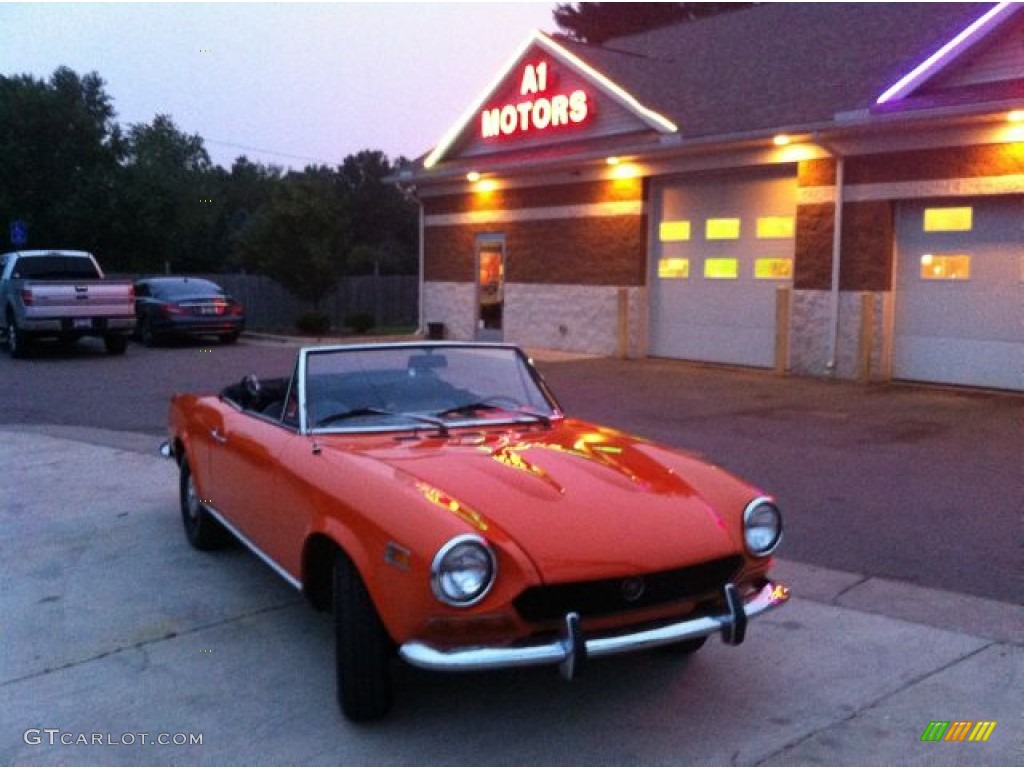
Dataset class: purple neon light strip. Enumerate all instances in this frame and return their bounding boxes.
[876,2,1015,104]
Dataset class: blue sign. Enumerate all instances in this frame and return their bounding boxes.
[10,220,27,246]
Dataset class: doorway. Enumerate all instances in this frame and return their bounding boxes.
[475,235,505,341]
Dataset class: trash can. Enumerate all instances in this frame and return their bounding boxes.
[426,322,446,340]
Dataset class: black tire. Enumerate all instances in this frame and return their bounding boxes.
[140,318,160,347]
[179,458,229,551]
[333,551,394,721]
[660,636,708,655]
[220,332,239,344]
[6,315,29,358]
[104,334,128,355]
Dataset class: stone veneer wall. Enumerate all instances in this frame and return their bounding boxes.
[422,281,646,357]
[790,289,889,381]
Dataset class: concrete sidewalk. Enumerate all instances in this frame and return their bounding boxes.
[1,428,1020,766]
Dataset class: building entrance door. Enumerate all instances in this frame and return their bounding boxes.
[476,235,505,341]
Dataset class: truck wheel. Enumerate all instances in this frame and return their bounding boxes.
[104,335,128,355]
[6,316,29,358]
[334,551,394,721]
[179,459,229,551]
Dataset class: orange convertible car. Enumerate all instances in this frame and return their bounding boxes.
[162,342,788,720]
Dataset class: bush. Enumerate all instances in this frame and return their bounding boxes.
[345,311,375,335]
[295,310,331,335]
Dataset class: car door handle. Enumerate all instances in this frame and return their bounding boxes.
[210,428,228,445]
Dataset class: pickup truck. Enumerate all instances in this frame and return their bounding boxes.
[0,250,136,357]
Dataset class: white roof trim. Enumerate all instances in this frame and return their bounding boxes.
[423,31,677,169]
[875,1,1018,105]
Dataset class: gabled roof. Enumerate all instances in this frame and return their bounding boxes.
[423,31,679,169]
[566,2,1012,139]
[416,3,1021,172]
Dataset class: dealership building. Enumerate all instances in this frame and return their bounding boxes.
[399,3,1023,391]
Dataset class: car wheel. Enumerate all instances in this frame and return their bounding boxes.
[6,316,29,358]
[179,458,229,551]
[660,636,708,655]
[333,550,394,721]
[141,318,159,347]
[220,332,239,344]
[104,335,128,355]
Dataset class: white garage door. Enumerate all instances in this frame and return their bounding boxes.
[650,171,796,367]
[894,197,1023,391]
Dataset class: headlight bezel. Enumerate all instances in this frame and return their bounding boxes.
[743,496,783,556]
[430,534,497,607]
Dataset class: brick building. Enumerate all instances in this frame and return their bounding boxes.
[398,3,1023,391]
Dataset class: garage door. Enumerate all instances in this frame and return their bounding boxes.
[894,197,1023,391]
[650,171,796,367]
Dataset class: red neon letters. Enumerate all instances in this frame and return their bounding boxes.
[480,62,589,139]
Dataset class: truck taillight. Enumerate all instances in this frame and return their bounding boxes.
[229,302,244,316]
[20,289,34,306]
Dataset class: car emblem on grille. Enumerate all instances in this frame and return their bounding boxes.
[620,577,646,602]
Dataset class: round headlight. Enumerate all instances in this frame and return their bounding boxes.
[431,535,497,607]
[743,497,783,556]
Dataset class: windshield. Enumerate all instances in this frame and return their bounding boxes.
[13,255,100,280]
[302,344,560,433]
[151,279,227,300]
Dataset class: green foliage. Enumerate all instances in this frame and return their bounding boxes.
[236,171,351,309]
[345,311,375,335]
[0,67,123,260]
[295,310,332,335]
[553,2,757,44]
[0,65,417,290]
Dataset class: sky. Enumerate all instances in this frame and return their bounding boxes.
[0,1,557,169]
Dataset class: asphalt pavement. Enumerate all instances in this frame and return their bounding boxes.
[1,423,1021,766]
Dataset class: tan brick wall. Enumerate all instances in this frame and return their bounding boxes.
[425,215,646,286]
[424,178,646,287]
[424,179,642,216]
[846,143,1022,185]
[794,203,834,291]
[840,201,893,292]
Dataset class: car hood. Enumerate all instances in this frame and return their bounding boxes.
[340,420,752,583]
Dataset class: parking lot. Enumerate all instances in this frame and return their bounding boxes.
[1,336,1021,765]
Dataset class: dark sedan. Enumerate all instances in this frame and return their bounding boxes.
[134,277,245,346]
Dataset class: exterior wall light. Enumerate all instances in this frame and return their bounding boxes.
[1008,110,1024,123]
[606,156,622,165]
[773,134,792,146]
[466,171,482,182]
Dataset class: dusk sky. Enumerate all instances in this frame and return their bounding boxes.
[0,2,557,169]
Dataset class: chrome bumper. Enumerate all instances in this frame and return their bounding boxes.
[399,580,789,679]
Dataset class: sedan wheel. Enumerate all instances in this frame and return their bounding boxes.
[334,551,394,721]
[141,318,159,347]
[179,458,229,550]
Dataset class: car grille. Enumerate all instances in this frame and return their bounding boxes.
[513,555,743,623]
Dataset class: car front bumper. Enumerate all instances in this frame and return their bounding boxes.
[400,580,789,679]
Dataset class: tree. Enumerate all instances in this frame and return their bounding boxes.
[336,150,418,274]
[116,114,218,273]
[0,67,123,257]
[236,169,352,310]
[553,2,757,44]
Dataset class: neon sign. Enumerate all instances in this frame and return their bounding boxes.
[480,61,590,139]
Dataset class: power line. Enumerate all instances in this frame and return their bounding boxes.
[204,138,340,166]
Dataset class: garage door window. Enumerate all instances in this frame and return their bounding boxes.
[659,221,691,241]
[756,216,794,239]
[923,207,973,232]
[920,254,971,280]
[755,258,794,279]
[705,218,741,240]
[658,257,690,279]
[704,258,739,279]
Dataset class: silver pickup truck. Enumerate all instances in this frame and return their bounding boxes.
[0,250,136,357]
